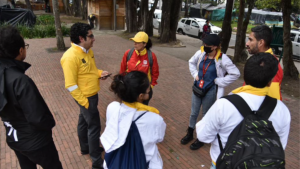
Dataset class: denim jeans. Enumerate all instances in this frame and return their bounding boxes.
[189,85,216,129]
[210,162,216,169]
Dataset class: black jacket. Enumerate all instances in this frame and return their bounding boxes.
[0,58,55,151]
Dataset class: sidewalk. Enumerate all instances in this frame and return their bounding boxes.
[0,34,299,169]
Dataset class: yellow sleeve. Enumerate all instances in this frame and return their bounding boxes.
[61,57,89,108]
[98,69,103,78]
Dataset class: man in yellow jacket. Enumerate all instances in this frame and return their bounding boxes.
[61,23,110,169]
[246,25,283,100]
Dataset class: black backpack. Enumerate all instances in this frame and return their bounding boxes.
[216,94,285,169]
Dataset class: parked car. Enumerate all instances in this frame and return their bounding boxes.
[290,29,300,60]
[274,29,300,60]
[177,18,222,39]
[153,9,162,29]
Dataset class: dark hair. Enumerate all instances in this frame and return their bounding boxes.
[144,38,152,50]
[251,25,273,48]
[0,26,25,59]
[110,71,150,103]
[70,22,92,44]
[244,53,278,88]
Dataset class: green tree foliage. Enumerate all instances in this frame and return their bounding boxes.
[255,0,281,10]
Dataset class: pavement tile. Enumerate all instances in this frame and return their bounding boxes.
[0,35,299,169]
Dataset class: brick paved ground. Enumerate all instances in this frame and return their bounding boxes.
[0,35,299,169]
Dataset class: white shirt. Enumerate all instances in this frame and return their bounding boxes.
[100,102,166,169]
[196,92,291,162]
[73,43,89,53]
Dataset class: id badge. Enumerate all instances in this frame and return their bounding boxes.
[199,79,204,88]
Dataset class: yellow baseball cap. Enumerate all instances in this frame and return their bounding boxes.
[130,32,148,43]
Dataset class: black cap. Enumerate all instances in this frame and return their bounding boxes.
[202,34,220,46]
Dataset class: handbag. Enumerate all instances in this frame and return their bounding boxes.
[192,82,214,98]
[192,84,206,98]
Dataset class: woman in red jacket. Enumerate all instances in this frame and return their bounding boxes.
[119,32,159,105]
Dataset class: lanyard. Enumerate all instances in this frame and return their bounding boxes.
[202,53,216,79]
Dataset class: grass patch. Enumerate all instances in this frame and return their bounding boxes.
[211,21,257,34]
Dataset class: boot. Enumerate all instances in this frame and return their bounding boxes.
[190,139,204,150]
[180,127,194,145]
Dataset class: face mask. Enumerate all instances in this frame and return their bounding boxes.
[204,46,213,53]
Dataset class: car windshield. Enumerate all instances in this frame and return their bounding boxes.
[197,21,214,26]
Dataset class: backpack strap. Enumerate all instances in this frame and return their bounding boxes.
[255,95,277,120]
[133,111,148,122]
[148,49,153,70]
[222,94,253,118]
[126,48,135,62]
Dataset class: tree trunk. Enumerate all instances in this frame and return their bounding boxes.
[140,0,148,31]
[220,0,234,53]
[82,0,87,20]
[145,0,158,36]
[25,0,32,11]
[52,0,66,51]
[240,0,254,61]
[282,0,299,79]
[61,0,67,14]
[233,0,254,63]
[160,0,182,43]
[125,0,138,33]
[233,0,245,63]
[73,0,82,17]
[184,0,188,17]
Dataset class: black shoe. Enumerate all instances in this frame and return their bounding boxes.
[181,127,194,145]
[190,139,204,150]
[81,151,89,155]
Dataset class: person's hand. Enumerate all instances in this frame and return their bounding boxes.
[195,75,199,81]
[100,71,110,80]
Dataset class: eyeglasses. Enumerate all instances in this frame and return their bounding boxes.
[25,43,29,49]
[87,34,94,39]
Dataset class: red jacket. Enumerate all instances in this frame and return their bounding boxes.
[120,49,159,86]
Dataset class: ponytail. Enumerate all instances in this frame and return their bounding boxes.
[110,71,149,103]
[145,38,152,50]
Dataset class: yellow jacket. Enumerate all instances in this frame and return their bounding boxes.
[60,43,103,108]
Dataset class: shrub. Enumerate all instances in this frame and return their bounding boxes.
[16,24,70,39]
[0,14,70,39]
[36,15,55,25]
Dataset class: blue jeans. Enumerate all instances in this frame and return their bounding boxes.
[210,162,216,169]
[189,85,216,129]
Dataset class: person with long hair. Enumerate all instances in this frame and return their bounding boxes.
[180,34,240,150]
[119,32,159,105]
[100,71,166,169]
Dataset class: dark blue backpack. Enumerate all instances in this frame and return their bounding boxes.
[104,112,149,169]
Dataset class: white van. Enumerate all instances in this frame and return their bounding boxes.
[153,10,162,29]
